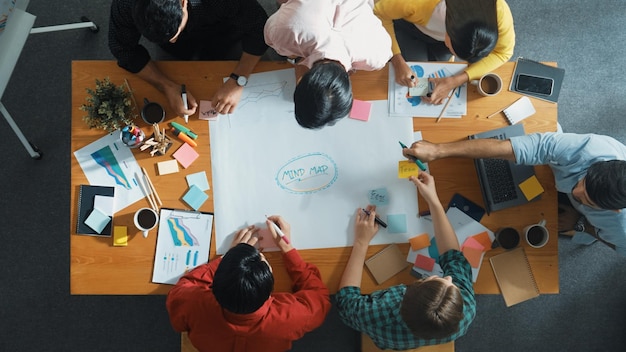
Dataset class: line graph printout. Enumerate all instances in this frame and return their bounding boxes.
[210,92,428,254]
[224,68,296,124]
[152,208,214,284]
[74,132,145,213]
[388,62,468,118]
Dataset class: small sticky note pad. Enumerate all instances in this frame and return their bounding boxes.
[368,188,389,206]
[93,195,114,217]
[199,100,219,120]
[84,208,111,234]
[173,142,200,168]
[518,175,545,201]
[472,231,492,250]
[182,185,209,210]
[409,233,431,251]
[398,160,419,178]
[387,214,407,233]
[414,254,436,271]
[462,246,483,268]
[462,237,485,252]
[157,159,179,175]
[349,99,372,121]
[113,226,128,247]
[408,79,429,97]
[186,171,210,191]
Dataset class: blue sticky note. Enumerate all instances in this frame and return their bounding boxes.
[386,214,407,233]
[182,185,209,210]
[84,208,111,234]
[368,188,389,206]
[186,171,210,191]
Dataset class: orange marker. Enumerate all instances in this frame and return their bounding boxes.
[171,128,197,147]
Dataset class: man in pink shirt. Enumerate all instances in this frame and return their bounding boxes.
[265,0,392,129]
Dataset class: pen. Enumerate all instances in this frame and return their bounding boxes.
[398,141,427,171]
[265,215,290,244]
[170,121,198,139]
[181,84,189,123]
[362,208,388,228]
[171,128,198,147]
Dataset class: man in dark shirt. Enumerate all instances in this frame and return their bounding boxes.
[109,0,268,116]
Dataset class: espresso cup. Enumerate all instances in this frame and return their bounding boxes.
[471,73,503,97]
[493,227,520,250]
[133,207,159,238]
[524,219,549,248]
[141,98,165,124]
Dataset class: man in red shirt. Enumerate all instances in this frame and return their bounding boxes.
[166,215,330,352]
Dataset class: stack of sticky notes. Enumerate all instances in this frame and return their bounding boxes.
[349,99,372,121]
[173,143,200,169]
[84,194,114,235]
[182,171,210,210]
[460,231,492,269]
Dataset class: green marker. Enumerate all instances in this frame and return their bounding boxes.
[398,141,426,171]
[170,121,198,139]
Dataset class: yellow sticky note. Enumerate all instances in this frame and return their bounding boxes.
[409,233,431,251]
[113,226,127,247]
[398,160,419,178]
[519,175,545,201]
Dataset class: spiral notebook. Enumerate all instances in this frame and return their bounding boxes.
[489,247,539,307]
[365,244,409,285]
[503,96,535,125]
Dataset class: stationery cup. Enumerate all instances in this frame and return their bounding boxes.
[493,227,520,250]
[471,73,503,96]
[141,98,165,124]
[133,207,159,238]
[524,219,549,248]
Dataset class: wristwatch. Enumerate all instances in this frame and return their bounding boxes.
[229,73,248,87]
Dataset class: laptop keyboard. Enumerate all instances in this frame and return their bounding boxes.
[483,158,518,204]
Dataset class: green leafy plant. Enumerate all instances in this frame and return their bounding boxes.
[80,77,137,132]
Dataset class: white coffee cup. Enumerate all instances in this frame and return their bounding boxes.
[524,219,549,248]
[471,73,503,96]
[134,207,159,238]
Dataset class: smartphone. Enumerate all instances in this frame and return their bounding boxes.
[515,74,554,96]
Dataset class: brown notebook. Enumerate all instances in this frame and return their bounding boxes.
[365,244,408,285]
[489,247,539,307]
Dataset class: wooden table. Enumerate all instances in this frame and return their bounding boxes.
[71,61,558,295]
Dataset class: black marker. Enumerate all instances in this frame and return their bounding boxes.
[362,208,387,228]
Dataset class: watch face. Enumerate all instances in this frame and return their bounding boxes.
[237,76,247,86]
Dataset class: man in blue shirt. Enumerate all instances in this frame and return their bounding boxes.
[336,172,476,350]
[403,132,626,256]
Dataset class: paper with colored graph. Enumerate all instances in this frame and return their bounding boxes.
[152,208,214,284]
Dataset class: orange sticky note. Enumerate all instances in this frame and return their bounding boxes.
[462,237,485,252]
[414,254,435,271]
[349,99,372,121]
[462,246,483,268]
[472,231,492,250]
[398,160,419,178]
[409,233,431,251]
[519,175,545,201]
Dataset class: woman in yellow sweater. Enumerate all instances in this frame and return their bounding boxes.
[374,0,515,104]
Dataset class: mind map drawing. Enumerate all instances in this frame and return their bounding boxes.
[275,152,338,194]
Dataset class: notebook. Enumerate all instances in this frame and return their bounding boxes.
[509,57,565,103]
[365,244,408,285]
[469,124,539,214]
[76,185,115,236]
[489,247,539,307]
[503,96,535,125]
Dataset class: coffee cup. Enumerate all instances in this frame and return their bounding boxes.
[524,219,549,248]
[471,73,503,97]
[141,98,165,124]
[134,207,159,238]
[492,227,520,250]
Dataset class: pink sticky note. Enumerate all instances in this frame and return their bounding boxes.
[462,237,485,252]
[414,254,435,271]
[462,246,483,268]
[349,99,372,121]
[199,100,218,121]
[472,231,492,250]
[173,143,200,168]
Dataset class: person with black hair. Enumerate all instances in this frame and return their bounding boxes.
[166,216,330,351]
[264,0,392,129]
[374,0,515,105]
[109,0,269,116]
[336,172,476,349]
[402,132,626,255]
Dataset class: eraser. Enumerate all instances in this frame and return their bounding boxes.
[113,226,128,247]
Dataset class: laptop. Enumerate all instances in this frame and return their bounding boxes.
[469,124,539,214]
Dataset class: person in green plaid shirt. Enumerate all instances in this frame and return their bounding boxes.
[336,171,476,350]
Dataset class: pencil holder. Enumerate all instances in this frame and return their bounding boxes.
[120,125,146,148]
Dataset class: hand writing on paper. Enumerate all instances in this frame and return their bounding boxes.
[230,225,259,248]
[354,205,379,247]
[266,215,294,253]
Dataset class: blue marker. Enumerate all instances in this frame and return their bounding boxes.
[398,141,426,171]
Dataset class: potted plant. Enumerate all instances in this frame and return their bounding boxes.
[80,77,137,132]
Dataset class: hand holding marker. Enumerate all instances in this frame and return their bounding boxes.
[399,141,426,171]
[266,215,290,244]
